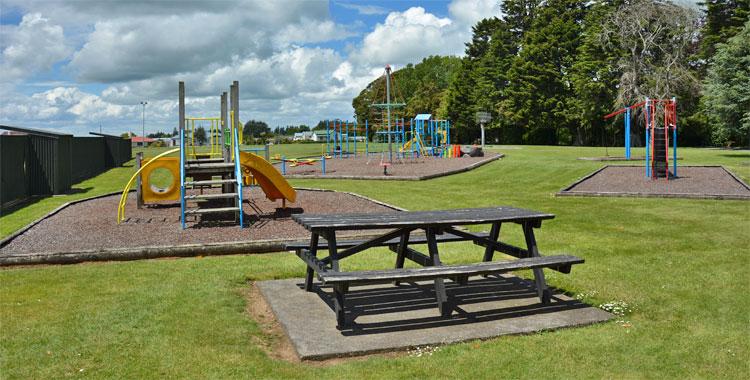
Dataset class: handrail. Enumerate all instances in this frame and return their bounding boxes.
[116,148,180,224]
[180,129,186,229]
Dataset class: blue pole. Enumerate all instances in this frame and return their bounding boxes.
[346,120,350,157]
[625,107,631,160]
[322,155,326,175]
[282,156,286,175]
[326,120,330,155]
[353,120,357,157]
[447,120,451,145]
[233,126,244,229]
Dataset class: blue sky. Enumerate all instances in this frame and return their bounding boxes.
[0,0,500,136]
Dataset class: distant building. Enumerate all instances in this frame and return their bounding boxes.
[131,136,155,147]
[293,131,315,141]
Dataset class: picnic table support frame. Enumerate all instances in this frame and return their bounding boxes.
[483,222,502,262]
[394,230,411,285]
[426,227,451,317]
[522,222,552,304]
[304,233,320,291]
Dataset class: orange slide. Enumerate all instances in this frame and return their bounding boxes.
[238,152,296,203]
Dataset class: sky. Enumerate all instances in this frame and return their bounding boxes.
[0,0,502,136]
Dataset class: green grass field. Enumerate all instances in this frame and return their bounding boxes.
[1,146,748,379]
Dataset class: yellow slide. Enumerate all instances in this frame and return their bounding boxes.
[239,152,296,203]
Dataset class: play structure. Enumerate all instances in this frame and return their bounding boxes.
[604,97,678,179]
[322,114,453,159]
[118,81,296,228]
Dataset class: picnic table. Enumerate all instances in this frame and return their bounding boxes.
[288,206,584,329]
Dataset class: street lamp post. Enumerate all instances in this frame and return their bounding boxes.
[140,101,148,146]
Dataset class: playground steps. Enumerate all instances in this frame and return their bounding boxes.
[184,179,236,186]
[184,206,240,215]
[187,158,224,163]
[184,192,238,200]
[184,162,235,175]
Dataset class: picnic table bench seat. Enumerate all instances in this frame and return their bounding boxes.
[316,255,583,285]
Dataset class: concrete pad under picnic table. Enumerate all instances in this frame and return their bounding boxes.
[256,275,612,360]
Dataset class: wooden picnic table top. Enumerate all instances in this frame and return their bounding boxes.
[291,206,555,231]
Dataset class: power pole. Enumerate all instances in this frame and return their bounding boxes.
[140,101,148,144]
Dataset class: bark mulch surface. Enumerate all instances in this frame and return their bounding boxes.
[559,166,750,199]
[279,153,502,179]
[1,188,399,255]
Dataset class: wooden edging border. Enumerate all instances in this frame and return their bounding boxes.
[555,165,750,200]
[0,188,407,267]
[283,154,503,181]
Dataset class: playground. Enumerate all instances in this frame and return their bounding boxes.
[0,188,400,261]
[278,153,502,179]
[559,165,750,199]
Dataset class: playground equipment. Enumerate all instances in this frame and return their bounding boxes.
[604,97,678,179]
[184,117,222,159]
[118,81,295,228]
[325,119,368,158]
[323,114,453,160]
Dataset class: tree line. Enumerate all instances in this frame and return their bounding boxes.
[352,0,749,147]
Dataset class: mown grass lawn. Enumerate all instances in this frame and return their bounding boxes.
[1,146,748,379]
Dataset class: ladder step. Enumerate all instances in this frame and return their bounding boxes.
[184,179,236,186]
[187,158,225,163]
[184,193,238,200]
[185,162,235,169]
[184,207,240,215]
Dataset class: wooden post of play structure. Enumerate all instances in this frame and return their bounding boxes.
[221,92,228,162]
[230,81,240,211]
[136,152,143,209]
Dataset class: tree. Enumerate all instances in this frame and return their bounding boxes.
[243,120,270,138]
[501,0,588,144]
[569,0,622,146]
[703,20,750,146]
[699,0,750,60]
[194,126,207,145]
[352,56,461,127]
[600,0,701,106]
[172,127,178,137]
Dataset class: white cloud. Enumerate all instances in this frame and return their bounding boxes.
[351,7,462,68]
[448,0,501,26]
[337,2,389,15]
[1,13,71,82]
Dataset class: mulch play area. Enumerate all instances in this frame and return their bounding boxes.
[0,188,400,265]
[280,153,503,180]
[558,165,750,199]
[257,275,612,360]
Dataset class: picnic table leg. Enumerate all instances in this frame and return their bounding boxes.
[394,230,411,285]
[326,230,347,328]
[483,222,502,262]
[523,222,552,304]
[304,233,319,292]
[426,227,451,317]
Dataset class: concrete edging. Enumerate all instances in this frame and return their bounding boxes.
[283,154,503,180]
[556,165,750,200]
[0,188,407,267]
